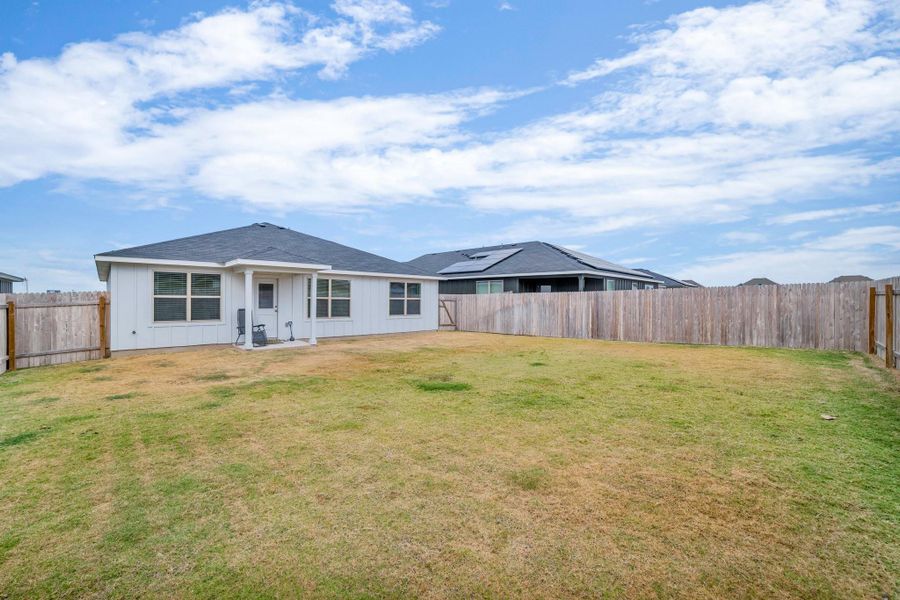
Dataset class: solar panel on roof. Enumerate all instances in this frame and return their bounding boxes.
[547,244,649,279]
[437,248,522,274]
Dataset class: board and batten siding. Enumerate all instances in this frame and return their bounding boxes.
[108,263,438,351]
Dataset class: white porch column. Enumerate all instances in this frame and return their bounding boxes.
[243,270,254,350]
[309,272,318,345]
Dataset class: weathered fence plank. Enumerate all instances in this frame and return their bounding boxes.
[443,277,900,357]
[886,283,895,369]
[6,300,15,371]
[0,297,7,375]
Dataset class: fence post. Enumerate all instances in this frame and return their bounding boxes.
[6,301,15,372]
[98,295,109,359]
[886,284,895,369]
[867,287,876,354]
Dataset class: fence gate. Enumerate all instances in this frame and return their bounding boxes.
[439,297,457,330]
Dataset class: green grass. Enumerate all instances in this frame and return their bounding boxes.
[0,332,897,599]
[414,380,472,392]
[508,466,549,491]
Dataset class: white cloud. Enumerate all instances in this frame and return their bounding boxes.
[681,226,900,285]
[767,201,900,224]
[807,225,900,251]
[0,1,439,186]
[0,0,897,263]
[566,0,896,85]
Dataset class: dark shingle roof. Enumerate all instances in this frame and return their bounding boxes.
[406,241,657,281]
[740,277,778,286]
[634,269,697,288]
[829,275,872,283]
[96,223,430,277]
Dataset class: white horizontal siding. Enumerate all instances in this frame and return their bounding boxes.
[109,264,437,351]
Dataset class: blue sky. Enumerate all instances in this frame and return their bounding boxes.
[1,0,898,291]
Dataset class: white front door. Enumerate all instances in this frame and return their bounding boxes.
[254,279,278,339]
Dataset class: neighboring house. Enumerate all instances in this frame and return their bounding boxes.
[682,279,704,287]
[740,277,778,286]
[0,272,25,294]
[829,275,872,283]
[634,269,699,289]
[94,223,440,352]
[407,242,660,294]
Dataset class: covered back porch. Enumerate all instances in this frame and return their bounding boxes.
[228,258,331,350]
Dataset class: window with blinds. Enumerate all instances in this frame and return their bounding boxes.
[307,278,351,318]
[153,272,221,322]
[389,282,421,316]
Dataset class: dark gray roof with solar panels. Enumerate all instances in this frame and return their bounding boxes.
[406,241,659,283]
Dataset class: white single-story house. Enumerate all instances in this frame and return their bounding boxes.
[94,223,440,352]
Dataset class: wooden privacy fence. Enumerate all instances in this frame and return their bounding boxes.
[442,276,900,363]
[1,292,110,371]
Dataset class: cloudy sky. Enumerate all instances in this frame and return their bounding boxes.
[1,0,898,290]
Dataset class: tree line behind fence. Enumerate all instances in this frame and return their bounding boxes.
[442,276,899,368]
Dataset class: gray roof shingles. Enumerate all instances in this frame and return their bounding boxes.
[634,268,695,288]
[406,241,656,281]
[96,223,431,277]
[740,277,778,286]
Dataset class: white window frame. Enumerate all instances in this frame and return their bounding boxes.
[631,281,640,290]
[605,279,616,291]
[307,278,351,319]
[389,281,422,317]
[152,271,222,323]
[476,280,504,294]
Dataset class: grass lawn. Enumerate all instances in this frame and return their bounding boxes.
[0,332,897,598]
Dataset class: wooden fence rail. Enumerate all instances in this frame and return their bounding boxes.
[442,276,900,366]
[1,292,110,371]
